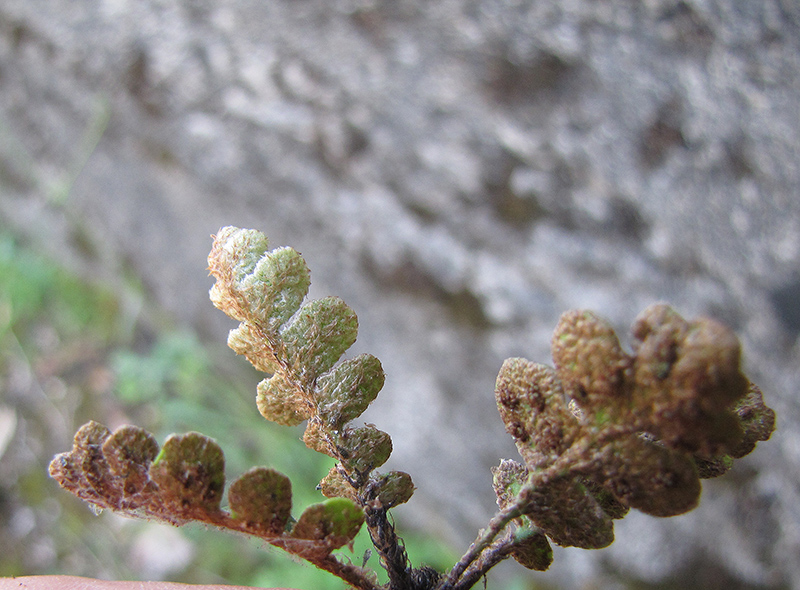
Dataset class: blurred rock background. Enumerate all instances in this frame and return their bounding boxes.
[0,1,798,588]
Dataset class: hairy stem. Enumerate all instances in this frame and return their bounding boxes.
[453,533,516,590]
[440,435,616,590]
[314,554,382,590]
[185,511,382,590]
[438,504,522,590]
[365,505,415,590]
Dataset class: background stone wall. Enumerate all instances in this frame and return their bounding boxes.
[1,1,798,588]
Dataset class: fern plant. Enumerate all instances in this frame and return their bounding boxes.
[50,227,776,590]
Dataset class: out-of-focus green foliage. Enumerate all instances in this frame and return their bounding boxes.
[0,233,118,341]
[112,335,209,404]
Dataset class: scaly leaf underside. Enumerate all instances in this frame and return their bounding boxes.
[49,421,376,589]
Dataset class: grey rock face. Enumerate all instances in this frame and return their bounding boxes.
[1,0,798,587]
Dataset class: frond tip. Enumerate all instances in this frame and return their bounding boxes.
[208,227,411,505]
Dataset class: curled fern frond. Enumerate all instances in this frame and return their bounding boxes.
[493,304,776,561]
[49,420,371,584]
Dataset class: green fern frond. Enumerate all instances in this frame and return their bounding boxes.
[208,226,411,503]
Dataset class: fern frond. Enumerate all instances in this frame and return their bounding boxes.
[48,421,376,587]
[492,304,776,563]
[208,226,412,504]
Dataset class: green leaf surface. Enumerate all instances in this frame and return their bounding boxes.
[209,227,272,322]
[551,310,629,406]
[227,322,281,373]
[594,438,701,517]
[149,432,226,514]
[290,498,365,550]
[730,383,776,458]
[494,358,579,468]
[229,467,292,535]
[281,297,358,383]
[511,526,553,571]
[101,425,159,496]
[243,246,311,332]
[373,471,415,508]
[318,467,358,501]
[316,354,385,429]
[256,374,310,426]
[337,426,393,474]
[521,477,614,549]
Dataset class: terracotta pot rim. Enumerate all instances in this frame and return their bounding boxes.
[0,575,299,590]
